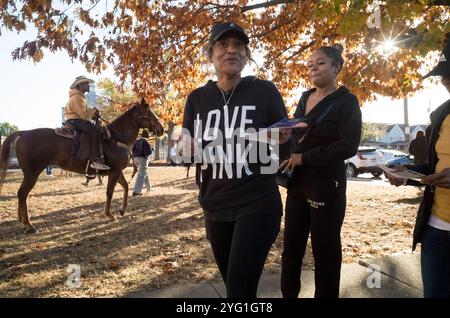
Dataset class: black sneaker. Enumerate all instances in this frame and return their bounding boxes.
[132,192,143,196]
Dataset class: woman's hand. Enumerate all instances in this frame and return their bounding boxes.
[385,165,407,187]
[269,122,307,144]
[279,153,303,173]
[420,168,450,188]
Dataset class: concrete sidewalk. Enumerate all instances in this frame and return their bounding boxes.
[125,253,423,298]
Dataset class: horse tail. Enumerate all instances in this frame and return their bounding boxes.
[130,159,137,182]
[0,131,22,194]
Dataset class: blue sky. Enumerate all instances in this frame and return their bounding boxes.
[0,28,448,130]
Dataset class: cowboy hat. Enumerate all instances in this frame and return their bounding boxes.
[70,76,94,89]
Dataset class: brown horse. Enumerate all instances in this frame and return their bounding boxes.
[0,99,164,233]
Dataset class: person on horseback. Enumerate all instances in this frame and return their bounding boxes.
[64,75,110,171]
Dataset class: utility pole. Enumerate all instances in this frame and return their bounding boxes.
[403,97,410,151]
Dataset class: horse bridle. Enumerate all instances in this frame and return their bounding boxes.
[99,111,159,136]
[139,109,160,135]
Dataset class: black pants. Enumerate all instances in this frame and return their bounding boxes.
[67,119,101,159]
[205,202,281,298]
[281,188,346,298]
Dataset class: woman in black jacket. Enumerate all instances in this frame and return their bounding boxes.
[279,44,362,298]
[387,36,450,298]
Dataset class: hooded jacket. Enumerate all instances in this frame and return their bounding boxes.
[64,88,95,121]
[132,138,152,159]
[287,86,362,200]
[182,76,289,215]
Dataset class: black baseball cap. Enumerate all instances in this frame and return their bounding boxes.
[210,22,249,44]
[424,36,450,78]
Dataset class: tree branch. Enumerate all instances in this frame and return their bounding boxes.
[241,0,296,12]
[204,0,296,13]
[87,0,101,12]
[168,3,211,38]
[204,2,237,10]
[274,42,307,58]
[285,40,315,61]
[428,0,450,5]
[253,17,297,38]
[185,32,210,59]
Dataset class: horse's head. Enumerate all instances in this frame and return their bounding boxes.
[133,98,164,136]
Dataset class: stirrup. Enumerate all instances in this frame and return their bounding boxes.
[90,161,110,171]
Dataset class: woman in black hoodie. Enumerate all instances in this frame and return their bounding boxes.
[279,44,362,298]
[179,22,303,298]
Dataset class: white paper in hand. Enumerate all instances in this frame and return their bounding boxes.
[269,118,306,129]
[377,165,425,180]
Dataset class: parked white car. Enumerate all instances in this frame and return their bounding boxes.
[345,146,385,178]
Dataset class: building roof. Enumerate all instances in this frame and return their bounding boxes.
[385,124,428,132]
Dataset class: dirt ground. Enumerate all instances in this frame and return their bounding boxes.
[0,166,422,297]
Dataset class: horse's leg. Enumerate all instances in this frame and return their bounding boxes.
[104,171,120,221]
[117,172,128,216]
[17,171,40,234]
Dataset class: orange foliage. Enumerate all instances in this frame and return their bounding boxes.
[1,0,449,122]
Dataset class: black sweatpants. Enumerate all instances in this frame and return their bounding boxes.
[281,187,346,298]
[205,199,282,298]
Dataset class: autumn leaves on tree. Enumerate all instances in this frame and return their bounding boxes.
[1,0,449,124]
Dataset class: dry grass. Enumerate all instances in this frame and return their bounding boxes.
[0,166,421,297]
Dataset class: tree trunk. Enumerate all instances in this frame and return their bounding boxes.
[154,137,160,160]
[166,121,175,162]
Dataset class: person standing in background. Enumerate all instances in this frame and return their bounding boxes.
[132,129,153,196]
[409,130,428,165]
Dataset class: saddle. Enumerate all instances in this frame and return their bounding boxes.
[54,122,78,140]
[55,122,111,161]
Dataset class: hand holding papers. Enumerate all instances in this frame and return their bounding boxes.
[269,118,307,144]
[269,118,306,129]
[246,118,307,144]
[378,165,426,181]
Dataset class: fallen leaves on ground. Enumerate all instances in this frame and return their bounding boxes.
[0,167,421,297]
